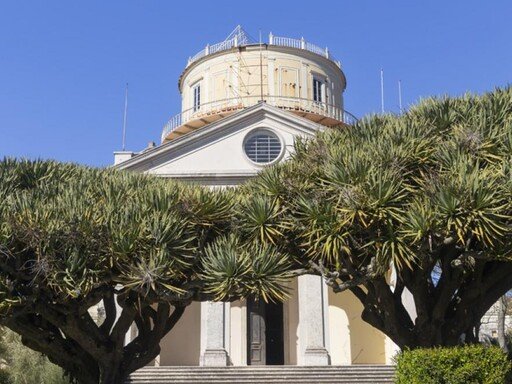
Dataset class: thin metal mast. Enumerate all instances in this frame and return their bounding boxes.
[398,80,403,113]
[380,69,385,113]
[259,30,263,101]
[122,83,128,151]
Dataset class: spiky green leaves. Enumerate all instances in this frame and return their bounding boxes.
[236,196,288,245]
[201,236,293,303]
[0,159,236,309]
[242,86,512,279]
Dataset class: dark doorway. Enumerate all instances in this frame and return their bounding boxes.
[247,297,284,365]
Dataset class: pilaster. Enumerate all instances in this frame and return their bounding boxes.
[200,301,230,366]
[298,274,331,365]
[300,63,309,99]
[267,57,276,104]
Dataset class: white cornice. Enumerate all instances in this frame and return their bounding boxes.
[152,171,257,186]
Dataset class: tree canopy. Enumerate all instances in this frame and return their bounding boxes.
[241,86,512,348]
[1,86,512,383]
[0,160,291,384]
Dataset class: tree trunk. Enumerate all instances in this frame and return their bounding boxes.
[497,295,508,353]
[2,299,187,384]
[99,367,125,384]
[348,262,512,350]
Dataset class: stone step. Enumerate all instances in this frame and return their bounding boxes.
[130,371,396,377]
[131,369,396,373]
[128,379,394,384]
[128,376,395,380]
[128,380,394,384]
[132,367,395,373]
[133,366,396,369]
[127,379,393,382]
[127,365,396,384]
[129,374,396,376]
[129,370,396,376]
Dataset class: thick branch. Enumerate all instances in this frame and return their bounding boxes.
[124,305,186,374]
[99,288,117,334]
[4,314,98,384]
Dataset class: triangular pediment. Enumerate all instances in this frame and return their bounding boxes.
[115,103,326,185]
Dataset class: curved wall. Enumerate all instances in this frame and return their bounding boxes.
[178,45,346,115]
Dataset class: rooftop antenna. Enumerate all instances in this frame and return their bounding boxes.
[398,80,403,113]
[380,69,385,113]
[122,83,128,151]
[259,30,264,102]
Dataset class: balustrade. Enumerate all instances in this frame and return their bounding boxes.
[161,96,356,142]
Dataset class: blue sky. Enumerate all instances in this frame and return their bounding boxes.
[1,1,511,166]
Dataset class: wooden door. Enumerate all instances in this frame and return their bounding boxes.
[247,297,266,365]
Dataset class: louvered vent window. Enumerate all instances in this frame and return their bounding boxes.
[244,130,282,164]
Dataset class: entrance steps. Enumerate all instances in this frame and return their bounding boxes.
[127,365,396,383]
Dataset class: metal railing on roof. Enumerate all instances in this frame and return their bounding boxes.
[186,26,342,68]
[161,95,357,142]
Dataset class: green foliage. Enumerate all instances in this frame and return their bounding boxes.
[2,85,512,379]
[0,159,292,382]
[241,86,512,348]
[0,161,195,305]
[201,235,294,302]
[0,159,290,309]
[394,345,512,384]
[0,371,10,384]
[0,328,70,384]
[244,87,512,274]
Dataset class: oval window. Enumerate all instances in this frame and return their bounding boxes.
[244,130,282,164]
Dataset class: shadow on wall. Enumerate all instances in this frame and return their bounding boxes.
[159,302,202,365]
[328,289,386,364]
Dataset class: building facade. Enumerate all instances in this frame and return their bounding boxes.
[114,26,399,367]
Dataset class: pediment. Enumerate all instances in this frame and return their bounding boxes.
[115,103,325,185]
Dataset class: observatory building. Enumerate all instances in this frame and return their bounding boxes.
[114,26,397,367]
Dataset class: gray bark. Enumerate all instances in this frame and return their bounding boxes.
[497,295,508,353]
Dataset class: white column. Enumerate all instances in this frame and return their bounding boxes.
[298,274,331,365]
[200,301,230,366]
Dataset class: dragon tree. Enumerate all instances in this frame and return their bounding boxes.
[0,160,292,384]
[241,86,512,348]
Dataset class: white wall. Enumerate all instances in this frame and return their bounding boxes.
[148,114,312,177]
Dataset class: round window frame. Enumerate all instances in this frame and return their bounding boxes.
[242,128,285,167]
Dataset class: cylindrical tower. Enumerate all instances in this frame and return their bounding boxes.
[161,26,354,143]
